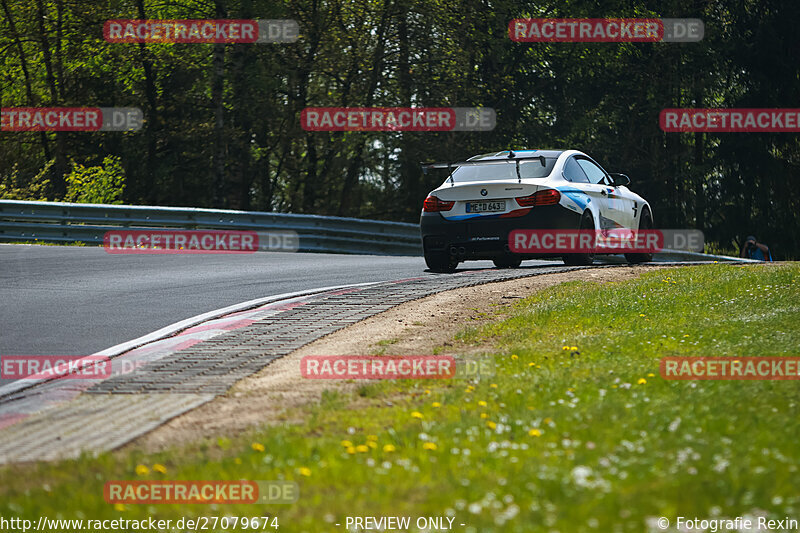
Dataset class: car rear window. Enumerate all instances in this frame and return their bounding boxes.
[449,159,556,182]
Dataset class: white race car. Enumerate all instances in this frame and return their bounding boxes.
[420,149,654,272]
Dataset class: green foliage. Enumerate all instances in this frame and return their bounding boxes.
[63,156,126,204]
[1,0,799,254]
[0,161,53,200]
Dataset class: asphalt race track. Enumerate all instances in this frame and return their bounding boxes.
[0,244,654,390]
[0,244,502,358]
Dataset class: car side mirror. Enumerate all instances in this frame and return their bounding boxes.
[608,173,630,186]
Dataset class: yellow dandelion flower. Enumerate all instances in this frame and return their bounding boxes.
[355,445,369,453]
[486,421,497,430]
[422,442,438,451]
[543,417,553,425]
[367,435,378,441]
[153,463,167,474]
[562,345,571,350]
[251,442,265,452]
[411,411,424,419]
[424,389,431,395]
[683,334,690,337]
[135,464,149,476]
[638,378,647,385]
[298,467,312,477]
[647,373,655,377]
[639,314,646,317]
[346,446,356,454]
[341,440,353,448]
[114,503,126,512]
[477,400,488,407]
[490,383,498,388]
[570,346,578,351]
[366,441,378,449]
[480,413,489,419]
[511,354,519,360]
[383,444,396,452]
[432,402,441,408]
[529,362,536,367]
[529,429,542,437]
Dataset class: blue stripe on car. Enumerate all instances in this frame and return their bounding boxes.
[446,214,487,221]
[556,187,590,211]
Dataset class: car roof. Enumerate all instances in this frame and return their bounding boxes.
[467,149,566,161]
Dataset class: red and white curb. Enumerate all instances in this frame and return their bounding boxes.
[0,283,380,431]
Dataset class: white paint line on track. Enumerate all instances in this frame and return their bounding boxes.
[0,282,383,400]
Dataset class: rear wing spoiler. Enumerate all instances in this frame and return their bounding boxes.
[420,154,552,184]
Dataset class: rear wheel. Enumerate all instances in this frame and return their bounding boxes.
[424,250,459,273]
[562,212,595,266]
[625,208,654,264]
[493,255,522,269]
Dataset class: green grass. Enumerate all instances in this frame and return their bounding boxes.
[376,338,399,346]
[2,264,799,532]
[1,240,87,246]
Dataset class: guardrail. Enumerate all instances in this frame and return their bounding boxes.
[0,200,751,262]
[0,200,423,256]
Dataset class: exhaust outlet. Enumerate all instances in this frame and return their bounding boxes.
[458,246,466,256]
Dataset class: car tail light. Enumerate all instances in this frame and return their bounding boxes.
[516,188,561,207]
[423,195,455,212]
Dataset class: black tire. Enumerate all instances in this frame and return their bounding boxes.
[424,250,459,273]
[562,212,595,266]
[493,255,522,269]
[625,208,654,264]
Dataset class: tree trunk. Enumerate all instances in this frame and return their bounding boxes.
[397,3,417,219]
[337,2,392,216]
[228,0,254,210]
[33,0,66,196]
[0,0,51,166]
[136,0,159,204]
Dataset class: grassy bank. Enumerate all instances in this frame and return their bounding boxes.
[2,264,798,532]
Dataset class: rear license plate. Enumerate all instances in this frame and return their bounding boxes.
[466,200,505,213]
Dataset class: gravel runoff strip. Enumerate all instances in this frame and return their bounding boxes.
[0,263,703,463]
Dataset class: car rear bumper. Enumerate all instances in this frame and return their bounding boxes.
[420,204,581,260]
